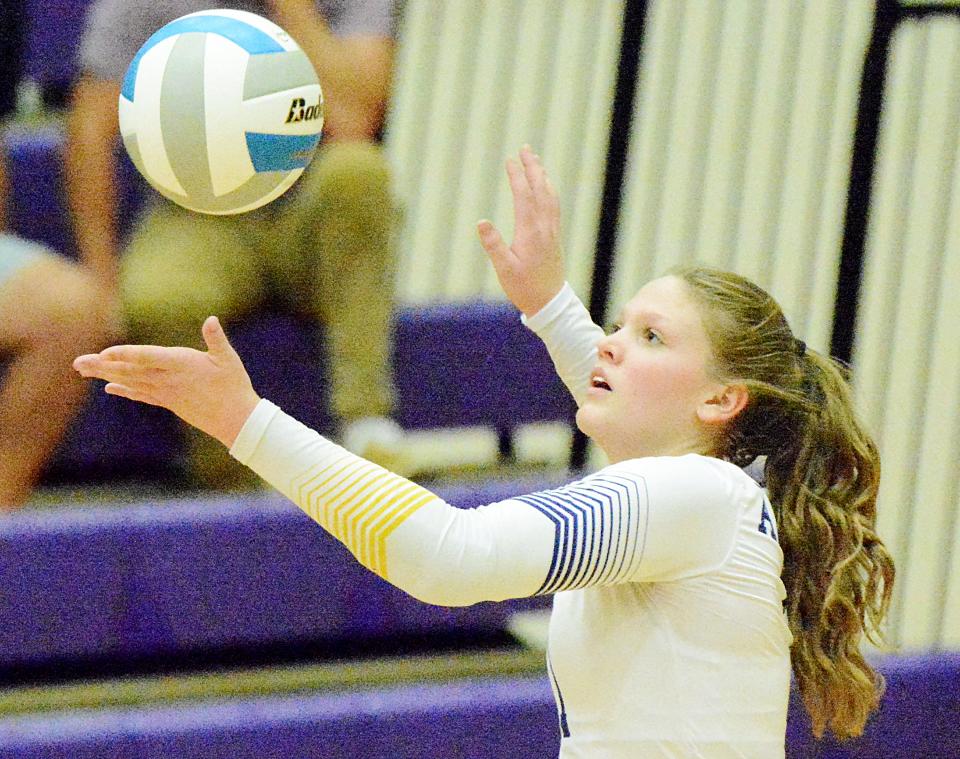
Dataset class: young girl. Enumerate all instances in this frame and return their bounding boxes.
[74,147,894,757]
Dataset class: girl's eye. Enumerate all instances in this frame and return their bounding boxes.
[605,322,623,335]
[644,328,662,344]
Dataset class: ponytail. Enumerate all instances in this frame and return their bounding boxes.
[672,266,896,739]
[765,349,895,739]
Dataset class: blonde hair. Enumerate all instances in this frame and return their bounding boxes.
[672,265,895,740]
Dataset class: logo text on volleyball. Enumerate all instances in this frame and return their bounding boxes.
[285,97,322,124]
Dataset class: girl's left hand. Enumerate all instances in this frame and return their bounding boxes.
[477,145,565,318]
[73,316,261,448]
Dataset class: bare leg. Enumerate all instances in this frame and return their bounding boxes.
[0,257,116,508]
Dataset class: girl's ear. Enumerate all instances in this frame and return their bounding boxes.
[697,383,749,426]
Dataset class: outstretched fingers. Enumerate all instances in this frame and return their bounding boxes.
[519,145,546,193]
[520,147,560,228]
[477,146,566,317]
[505,155,532,200]
[73,355,167,390]
[99,344,180,369]
[103,382,163,408]
[507,154,543,230]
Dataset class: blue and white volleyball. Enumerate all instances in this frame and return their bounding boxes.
[118,10,323,215]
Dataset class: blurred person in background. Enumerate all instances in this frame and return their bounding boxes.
[0,4,118,508]
[66,0,406,491]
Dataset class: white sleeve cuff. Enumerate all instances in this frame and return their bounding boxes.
[520,281,578,333]
[229,398,281,464]
[517,282,603,406]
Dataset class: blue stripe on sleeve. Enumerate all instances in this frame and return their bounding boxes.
[514,473,648,594]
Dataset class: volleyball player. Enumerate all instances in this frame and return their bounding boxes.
[74,147,894,756]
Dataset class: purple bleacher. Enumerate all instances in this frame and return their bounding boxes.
[22,0,96,88]
[2,124,146,258]
[0,656,956,758]
[2,125,72,255]
[0,481,563,671]
[47,302,575,480]
[392,299,576,430]
[0,676,561,759]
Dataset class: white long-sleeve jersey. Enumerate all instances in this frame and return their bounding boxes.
[230,283,792,758]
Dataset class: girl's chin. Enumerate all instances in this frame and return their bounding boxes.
[575,405,602,439]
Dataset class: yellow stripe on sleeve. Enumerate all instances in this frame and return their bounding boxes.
[357,485,435,573]
[298,458,438,581]
[234,401,448,584]
[373,492,437,578]
[294,455,356,523]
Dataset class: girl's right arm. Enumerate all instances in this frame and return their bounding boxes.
[232,401,740,605]
[74,330,738,608]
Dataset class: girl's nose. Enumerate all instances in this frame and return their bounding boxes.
[597,333,621,364]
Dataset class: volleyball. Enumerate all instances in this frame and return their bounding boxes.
[118,9,324,215]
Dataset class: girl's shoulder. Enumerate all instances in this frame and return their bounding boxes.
[598,452,761,490]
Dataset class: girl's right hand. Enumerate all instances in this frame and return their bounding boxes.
[73,316,261,449]
[477,146,566,318]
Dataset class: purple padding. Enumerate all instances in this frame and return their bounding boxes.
[2,127,146,257]
[0,482,562,669]
[392,301,576,430]
[23,0,96,87]
[0,676,560,759]
[49,382,183,480]
[230,300,576,434]
[0,656,956,758]
[48,306,574,479]
[2,126,71,255]
[787,653,960,759]
[230,314,332,434]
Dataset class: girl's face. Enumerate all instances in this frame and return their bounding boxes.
[577,275,735,463]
